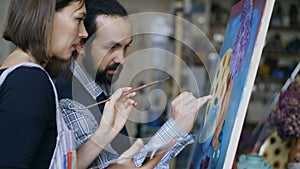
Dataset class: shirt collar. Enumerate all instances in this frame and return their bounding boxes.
[70,59,105,100]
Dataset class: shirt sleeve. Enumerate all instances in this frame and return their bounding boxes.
[59,98,118,168]
[134,118,194,168]
[60,98,194,168]
[59,98,98,149]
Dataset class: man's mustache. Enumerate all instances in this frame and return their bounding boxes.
[105,63,122,72]
[95,63,123,84]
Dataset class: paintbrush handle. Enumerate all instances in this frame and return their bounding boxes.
[83,98,111,109]
[126,81,159,93]
[78,77,170,110]
[84,82,158,109]
[126,76,170,93]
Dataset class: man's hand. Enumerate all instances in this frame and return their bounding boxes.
[171,92,211,133]
[94,87,137,145]
[107,139,166,169]
[77,88,137,169]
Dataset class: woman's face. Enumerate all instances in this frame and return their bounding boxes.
[49,1,88,60]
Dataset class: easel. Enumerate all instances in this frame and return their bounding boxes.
[172,0,184,98]
[247,62,300,149]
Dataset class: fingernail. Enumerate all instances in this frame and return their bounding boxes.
[129,100,135,104]
[135,138,144,146]
[206,95,212,99]
[200,95,212,101]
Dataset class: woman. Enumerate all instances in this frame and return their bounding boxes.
[0,0,137,168]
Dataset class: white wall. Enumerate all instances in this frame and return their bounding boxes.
[118,0,174,14]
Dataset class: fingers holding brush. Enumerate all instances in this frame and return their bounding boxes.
[99,87,137,141]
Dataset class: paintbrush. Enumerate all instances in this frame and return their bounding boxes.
[76,76,171,110]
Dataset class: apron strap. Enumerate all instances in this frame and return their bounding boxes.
[0,62,67,133]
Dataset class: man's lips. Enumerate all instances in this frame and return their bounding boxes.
[107,69,118,74]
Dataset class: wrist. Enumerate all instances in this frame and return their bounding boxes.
[169,118,188,136]
[92,129,112,148]
[173,117,192,134]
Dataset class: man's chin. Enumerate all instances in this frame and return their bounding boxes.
[95,71,109,84]
[95,70,121,84]
[108,73,120,84]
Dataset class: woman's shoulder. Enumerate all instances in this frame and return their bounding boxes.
[2,66,54,93]
[10,66,49,80]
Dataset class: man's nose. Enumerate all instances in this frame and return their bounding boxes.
[113,51,125,64]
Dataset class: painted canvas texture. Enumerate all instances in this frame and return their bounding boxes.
[189,0,275,168]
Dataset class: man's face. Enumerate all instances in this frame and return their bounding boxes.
[83,15,132,84]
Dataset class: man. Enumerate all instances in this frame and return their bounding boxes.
[55,0,211,168]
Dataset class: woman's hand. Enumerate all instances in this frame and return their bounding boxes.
[171,92,211,133]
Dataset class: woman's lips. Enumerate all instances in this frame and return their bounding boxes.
[72,44,82,53]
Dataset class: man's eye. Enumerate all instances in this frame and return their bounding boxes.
[109,45,120,50]
[76,18,84,23]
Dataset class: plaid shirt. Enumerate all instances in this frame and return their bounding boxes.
[59,60,194,168]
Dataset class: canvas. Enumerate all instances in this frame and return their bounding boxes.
[189,0,275,168]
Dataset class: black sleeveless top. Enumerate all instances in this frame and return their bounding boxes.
[0,67,57,168]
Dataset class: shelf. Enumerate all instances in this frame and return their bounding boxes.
[209,22,227,28]
[262,50,300,61]
[268,25,300,32]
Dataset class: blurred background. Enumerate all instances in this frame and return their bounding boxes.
[0,0,299,168]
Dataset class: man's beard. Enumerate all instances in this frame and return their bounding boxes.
[82,53,123,85]
[95,63,123,84]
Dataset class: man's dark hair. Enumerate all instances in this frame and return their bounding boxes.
[84,0,128,43]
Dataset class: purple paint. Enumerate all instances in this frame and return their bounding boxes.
[230,0,253,79]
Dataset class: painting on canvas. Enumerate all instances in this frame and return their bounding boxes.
[189,0,275,168]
